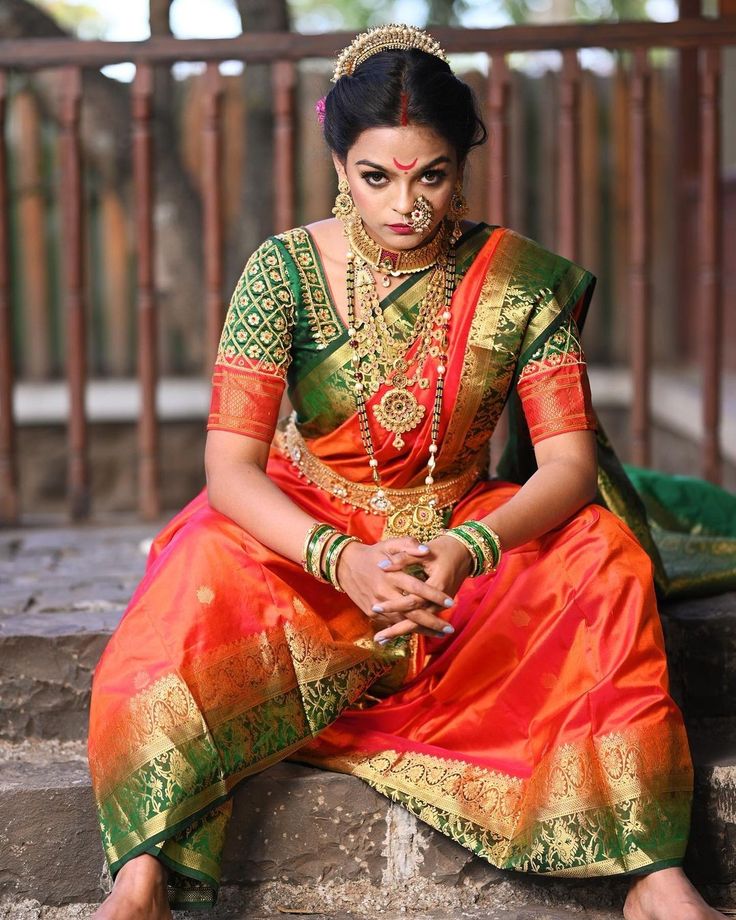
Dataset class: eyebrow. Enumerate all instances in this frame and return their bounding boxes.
[354,155,452,172]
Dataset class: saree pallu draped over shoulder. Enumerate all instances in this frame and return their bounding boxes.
[88,223,734,910]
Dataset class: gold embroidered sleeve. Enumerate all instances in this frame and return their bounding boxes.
[207,237,298,443]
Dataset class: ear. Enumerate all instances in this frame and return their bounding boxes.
[331,151,346,181]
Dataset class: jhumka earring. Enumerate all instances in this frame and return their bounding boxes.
[332,177,357,222]
[447,180,468,221]
[408,195,434,233]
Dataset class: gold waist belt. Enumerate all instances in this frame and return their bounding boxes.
[274,414,487,517]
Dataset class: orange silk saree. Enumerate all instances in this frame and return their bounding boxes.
[88,223,696,909]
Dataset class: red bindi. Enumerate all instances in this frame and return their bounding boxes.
[392,157,418,172]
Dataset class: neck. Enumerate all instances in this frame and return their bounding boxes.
[347,218,454,276]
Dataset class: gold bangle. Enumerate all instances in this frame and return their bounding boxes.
[325,534,362,592]
[310,527,338,581]
[463,520,502,571]
[302,522,324,572]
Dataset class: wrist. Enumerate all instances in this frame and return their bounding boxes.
[335,539,363,589]
[434,534,474,579]
[325,534,362,592]
[442,521,501,577]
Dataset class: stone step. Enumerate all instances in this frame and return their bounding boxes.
[0,523,150,742]
[0,900,630,920]
[0,740,734,914]
[662,591,736,718]
[2,525,736,743]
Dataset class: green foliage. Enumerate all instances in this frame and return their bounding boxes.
[287,0,652,29]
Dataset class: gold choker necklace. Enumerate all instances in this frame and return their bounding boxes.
[347,218,452,287]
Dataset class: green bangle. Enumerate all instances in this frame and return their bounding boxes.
[308,527,336,581]
[463,520,502,569]
[443,527,483,576]
[324,534,361,592]
[303,523,328,573]
[457,528,487,576]
[303,523,335,581]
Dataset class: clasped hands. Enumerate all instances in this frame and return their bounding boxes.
[336,535,474,644]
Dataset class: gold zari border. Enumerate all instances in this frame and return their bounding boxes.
[298,720,693,876]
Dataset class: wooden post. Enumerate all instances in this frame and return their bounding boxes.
[202,62,225,371]
[0,72,19,525]
[59,67,90,520]
[557,49,580,261]
[272,60,295,234]
[132,63,160,519]
[487,52,510,227]
[16,90,51,380]
[629,48,652,468]
[698,46,723,484]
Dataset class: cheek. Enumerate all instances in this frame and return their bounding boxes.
[351,183,383,215]
[422,186,453,218]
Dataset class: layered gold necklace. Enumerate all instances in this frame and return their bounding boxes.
[344,219,460,541]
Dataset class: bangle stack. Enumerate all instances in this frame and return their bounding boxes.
[301,522,362,592]
[443,521,502,577]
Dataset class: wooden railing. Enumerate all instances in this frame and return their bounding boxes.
[0,21,734,523]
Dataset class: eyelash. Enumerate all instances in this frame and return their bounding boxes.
[360,169,447,186]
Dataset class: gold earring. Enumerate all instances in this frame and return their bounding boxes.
[448,181,468,221]
[332,177,356,222]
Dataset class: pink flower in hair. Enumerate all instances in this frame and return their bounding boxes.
[315,95,327,125]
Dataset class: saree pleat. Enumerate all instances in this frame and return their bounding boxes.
[87,223,732,908]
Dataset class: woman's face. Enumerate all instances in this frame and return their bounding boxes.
[333,125,462,251]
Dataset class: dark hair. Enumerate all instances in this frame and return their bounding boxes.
[323,48,487,163]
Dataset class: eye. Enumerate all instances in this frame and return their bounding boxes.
[360,171,388,186]
[421,169,447,184]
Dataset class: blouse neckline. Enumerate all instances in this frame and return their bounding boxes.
[300,221,491,338]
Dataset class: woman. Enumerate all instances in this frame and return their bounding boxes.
[89,24,732,920]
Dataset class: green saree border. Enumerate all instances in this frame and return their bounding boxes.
[98,648,391,909]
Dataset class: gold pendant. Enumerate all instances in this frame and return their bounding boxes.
[373,387,425,450]
[383,501,445,542]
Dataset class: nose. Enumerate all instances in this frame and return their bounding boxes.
[393,182,415,217]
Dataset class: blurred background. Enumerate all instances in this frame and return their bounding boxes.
[1,0,734,520]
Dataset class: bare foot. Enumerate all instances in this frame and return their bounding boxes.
[624,866,726,920]
[92,853,172,920]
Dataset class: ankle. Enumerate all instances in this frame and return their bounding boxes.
[115,854,167,891]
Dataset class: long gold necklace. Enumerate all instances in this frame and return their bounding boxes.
[352,257,446,391]
[346,236,458,542]
[348,220,455,448]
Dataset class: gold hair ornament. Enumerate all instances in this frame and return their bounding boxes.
[332,23,448,83]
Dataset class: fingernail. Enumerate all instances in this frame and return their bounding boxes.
[442,624,455,634]
[377,559,391,569]
[417,544,429,552]
[443,598,454,608]
[372,604,384,614]
[376,637,390,645]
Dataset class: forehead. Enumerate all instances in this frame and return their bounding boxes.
[347,126,453,164]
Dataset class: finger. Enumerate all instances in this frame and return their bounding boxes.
[376,549,428,571]
[379,536,431,557]
[368,603,411,627]
[365,610,392,630]
[374,593,455,635]
[392,571,455,610]
[374,619,451,643]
